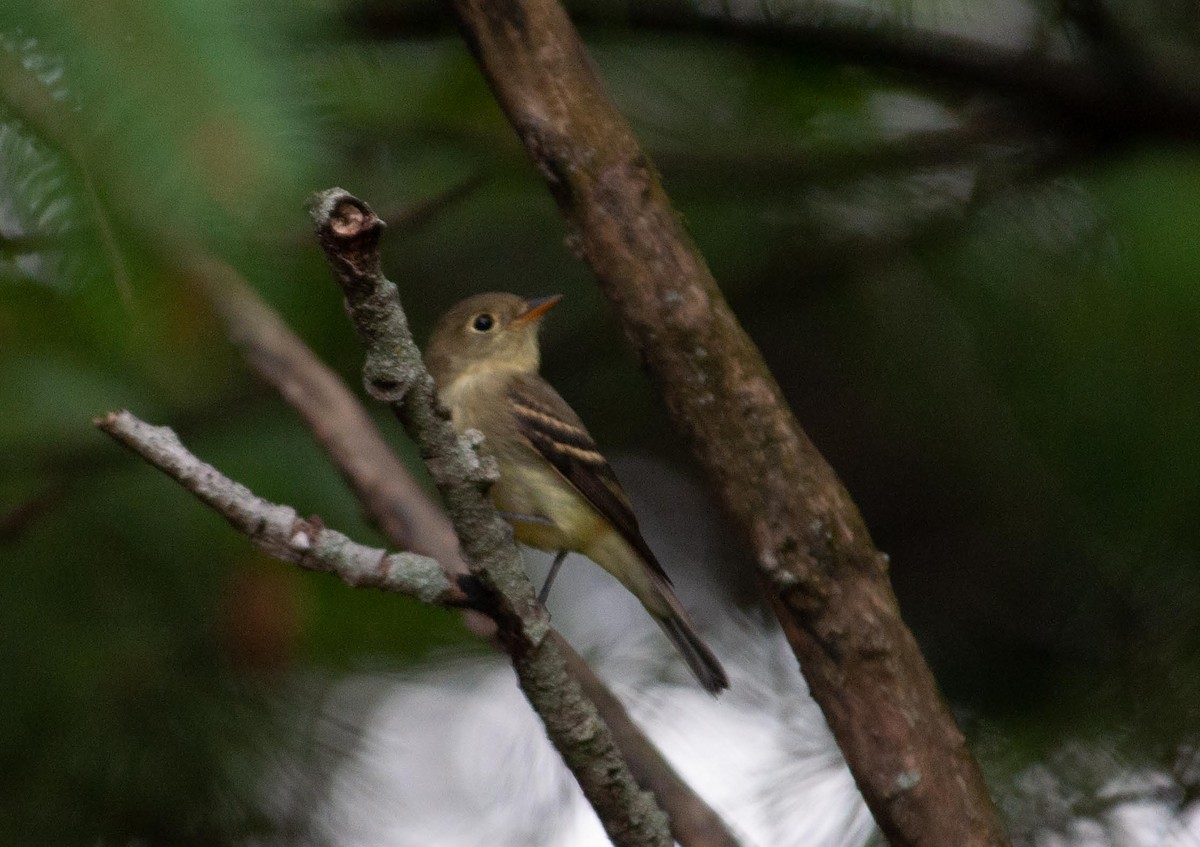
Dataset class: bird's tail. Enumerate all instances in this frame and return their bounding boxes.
[652,589,729,695]
[588,533,729,693]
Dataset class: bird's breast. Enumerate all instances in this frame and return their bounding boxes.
[492,459,606,553]
[438,371,606,554]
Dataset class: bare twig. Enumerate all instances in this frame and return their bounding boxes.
[308,190,543,637]
[447,1,1010,845]
[309,187,673,847]
[94,410,463,606]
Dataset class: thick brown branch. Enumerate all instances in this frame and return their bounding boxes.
[447,2,1010,846]
[309,188,673,847]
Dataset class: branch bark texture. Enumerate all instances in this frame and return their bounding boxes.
[95,411,460,605]
[446,2,1010,846]
[308,188,672,847]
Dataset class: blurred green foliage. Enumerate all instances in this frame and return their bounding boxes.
[1,0,1198,842]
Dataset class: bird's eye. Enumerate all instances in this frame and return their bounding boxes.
[471,313,495,332]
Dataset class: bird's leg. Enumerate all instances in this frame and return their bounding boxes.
[538,550,568,606]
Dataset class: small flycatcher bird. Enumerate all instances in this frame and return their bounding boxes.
[426,292,729,694]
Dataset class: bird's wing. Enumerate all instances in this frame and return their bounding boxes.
[507,374,670,584]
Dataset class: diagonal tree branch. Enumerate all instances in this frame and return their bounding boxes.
[94,410,463,606]
[446,1,1010,845]
[308,187,673,847]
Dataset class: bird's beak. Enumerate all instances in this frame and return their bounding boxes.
[513,294,563,325]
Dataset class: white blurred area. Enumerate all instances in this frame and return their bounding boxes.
[301,621,876,847]
[262,457,1200,847]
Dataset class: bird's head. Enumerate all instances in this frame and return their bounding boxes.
[425,292,562,386]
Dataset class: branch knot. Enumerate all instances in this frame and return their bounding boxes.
[362,356,413,404]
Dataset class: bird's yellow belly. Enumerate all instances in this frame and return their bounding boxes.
[491,461,606,553]
[440,374,606,553]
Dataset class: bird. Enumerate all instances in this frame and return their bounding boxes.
[425,292,729,694]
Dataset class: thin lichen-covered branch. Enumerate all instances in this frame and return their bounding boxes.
[446,1,1010,845]
[308,188,673,847]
